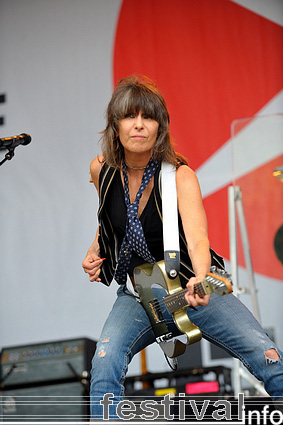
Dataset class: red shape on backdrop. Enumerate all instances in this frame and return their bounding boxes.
[203,156,283,280]
[235,156,283,280]
[113,0,283,280]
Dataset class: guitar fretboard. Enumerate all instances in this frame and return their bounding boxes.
[164,282,207,314]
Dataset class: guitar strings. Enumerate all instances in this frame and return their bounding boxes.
[138,273,230,313]
[146,291,189,311]
[147,284,200,308]
[142,281,211,314]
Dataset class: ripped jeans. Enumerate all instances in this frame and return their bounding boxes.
[90,285,283,419]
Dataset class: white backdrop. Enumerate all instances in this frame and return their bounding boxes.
[0,0,282,379]
[0,0,120,350]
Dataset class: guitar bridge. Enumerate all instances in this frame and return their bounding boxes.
[149,298,164,323]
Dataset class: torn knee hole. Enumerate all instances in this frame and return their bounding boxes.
[97,338,109,357]
[264,348,280,364]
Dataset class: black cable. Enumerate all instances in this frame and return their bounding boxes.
[164,353,178,371]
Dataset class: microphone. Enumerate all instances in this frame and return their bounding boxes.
[0,133,32,150]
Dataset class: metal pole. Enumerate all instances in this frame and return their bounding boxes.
[228,185,264,397]
[228,186,240,294]
[228,185,242,396]
[235,187,261,323]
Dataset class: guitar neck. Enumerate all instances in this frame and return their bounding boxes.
[163,269,232,315]
[164,283,206,314]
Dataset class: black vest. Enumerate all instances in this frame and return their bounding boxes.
[97,162,224,287]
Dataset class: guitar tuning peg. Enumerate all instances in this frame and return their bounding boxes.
[222,271,232,283]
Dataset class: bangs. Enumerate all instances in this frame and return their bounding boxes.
[102,75,176,168]
[113,87,166,123]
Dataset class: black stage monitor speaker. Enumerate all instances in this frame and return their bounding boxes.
[1,381,89,422]
[0,338,97,388]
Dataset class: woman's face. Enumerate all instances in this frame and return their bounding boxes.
[118,110,159,158]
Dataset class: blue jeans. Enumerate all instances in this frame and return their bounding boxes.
[90,285,283,419]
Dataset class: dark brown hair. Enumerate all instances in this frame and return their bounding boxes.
[100,75,182,168]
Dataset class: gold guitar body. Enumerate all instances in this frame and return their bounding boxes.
[134,260,232,358]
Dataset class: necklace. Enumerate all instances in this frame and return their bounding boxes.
[125,161,147,170]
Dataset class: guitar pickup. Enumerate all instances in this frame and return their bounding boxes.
[149,298,164,323]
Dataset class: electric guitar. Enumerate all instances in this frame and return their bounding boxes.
[133,260,233,358]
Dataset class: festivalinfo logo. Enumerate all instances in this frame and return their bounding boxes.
[98,393,283,424]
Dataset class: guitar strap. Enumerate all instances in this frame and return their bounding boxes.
[127,162,180,300]
[135,162,187,358]
[155,162,187,358]
[161,162,180,279]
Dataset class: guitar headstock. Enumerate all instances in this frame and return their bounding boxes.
[204,266,233,296]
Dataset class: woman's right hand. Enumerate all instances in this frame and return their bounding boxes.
[82,252,104,282]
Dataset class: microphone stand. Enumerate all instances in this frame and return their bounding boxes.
[0,146,16,166]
